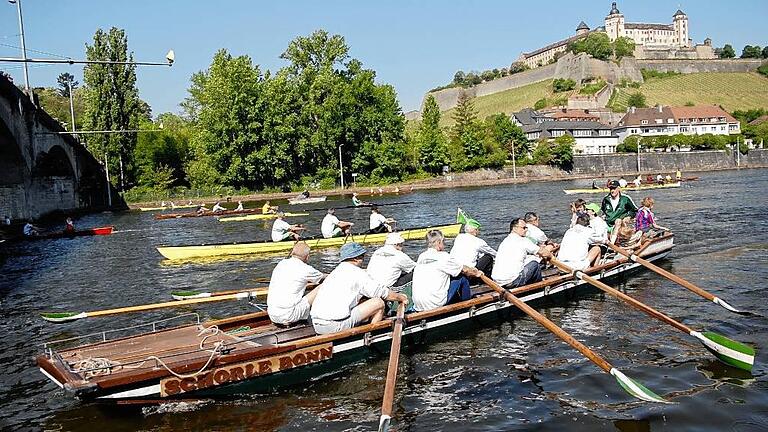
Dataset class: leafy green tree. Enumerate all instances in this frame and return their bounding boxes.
[508,61,528,75]
[35,86,86,130]
[451,92,485,163]
[613,37,635,59]
[741,45,762,58]
[485,113,528,159]
[719,44,736,58]
[568,32,612,60]
[453,70,465,85]
[627,92,647,108]
[552,78,576,92]
[417,95,448,173]
[533,98,548,110]
[134,114,191,189]
[616,135,639,153]
[56,72,78,97]
[83,27,141,190]
[763,46,768,59]
[551,134,574,168]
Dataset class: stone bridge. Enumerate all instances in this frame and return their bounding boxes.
[0,73,122,221]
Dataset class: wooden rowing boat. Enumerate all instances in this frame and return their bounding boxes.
[155,208,264,220]
[36,234,675,402]
[563,181,682,195]
[156,223,462,261]
[218,213,308,222]
[138,204,197,212]
[287,196,327,205]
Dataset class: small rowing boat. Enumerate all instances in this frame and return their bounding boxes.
[287,196,327,205]
[138,204,196,212]
[564,181,682,195]
[156,208,264,220]
[36,234,676,402]
[22,226,114,241]
[156,223,461,261]
[218,212,308,222]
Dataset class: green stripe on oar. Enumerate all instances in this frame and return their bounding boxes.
[610,369,670,403]
[40,312,87,323]
[692,331,755,372]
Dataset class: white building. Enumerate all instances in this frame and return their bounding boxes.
[614,105,741,143]
[512,109,618,154]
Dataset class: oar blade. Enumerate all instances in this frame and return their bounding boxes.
[610,369,669,403]
[170,290,211,300]
[713,297,750,316]
[693,331,755,372]
[40,312,87,323]
[378,414,391,432]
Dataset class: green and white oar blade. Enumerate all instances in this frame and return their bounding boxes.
[693,331,755,372]
[378,414,391,432]
[170,290,211,300]
[610,369,669,403]
[40,312,87,323]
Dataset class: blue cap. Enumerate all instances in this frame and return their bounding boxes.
[339,242,367,261]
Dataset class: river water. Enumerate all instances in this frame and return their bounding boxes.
[1,169,766,432]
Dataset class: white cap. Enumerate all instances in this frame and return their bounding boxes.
[385,232,405,245]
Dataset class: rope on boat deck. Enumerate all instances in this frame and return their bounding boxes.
[72,325,226,380]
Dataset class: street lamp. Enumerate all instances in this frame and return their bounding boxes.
[8,0,30,92]
[637,141,641,174]
[338,144,345,189]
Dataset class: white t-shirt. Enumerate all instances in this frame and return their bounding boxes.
[321,214,340,238]
[23,223,34,236]
[449,233,496,267]
[492,233,540,286]
[412,248,463,311]
[618,178,628,188]
[525,224,548,245]
[311,262,388,321]
[267,257,324,322]
[589,216,609,243]
[271,218,292,242]
[367,244,416,287]
[369,213,388,230]
[557,224,605,270]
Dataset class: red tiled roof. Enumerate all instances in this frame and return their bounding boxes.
[749,115,768,126]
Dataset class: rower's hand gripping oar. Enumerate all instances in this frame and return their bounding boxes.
[606,243,749,315]
[479,274,668,403]
[170,287,268,300]
[40,290,265,323]
[378,301,407,432]
[550,257,755,372]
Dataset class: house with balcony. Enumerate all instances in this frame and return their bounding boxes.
[512,108,618,154]
[614,105,741,143]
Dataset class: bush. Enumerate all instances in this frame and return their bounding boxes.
[640,69,681,80]
[579,79,607,95]
[627,92,647,108]
[553,78,576,92]
[533,98,548,110]
[758,64,768,77]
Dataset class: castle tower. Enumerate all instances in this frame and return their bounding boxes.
[673,9,689,47]
[604,2,625,42]
[576,21,590,36]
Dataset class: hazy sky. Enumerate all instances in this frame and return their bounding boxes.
[1,1,766,116]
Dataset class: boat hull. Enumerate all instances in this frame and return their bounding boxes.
[564,181,681,195]
[217,213,308,223]
[287,197,327,205]
[156,223,462,260]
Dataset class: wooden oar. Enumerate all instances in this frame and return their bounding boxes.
[40,290,265,323]
[378,301,407,432]
[606,243,748,315]
[170,287,267,300]
[479,274,667,403]
[550,258,755,372]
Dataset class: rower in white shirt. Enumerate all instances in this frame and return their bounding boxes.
[271,212,304,242]
[412,229,482,312]
[523,212,557,248]
[267,242,325,326]
[449,218,496,275]
[369,207,395,233]
[235,201,244,211]
[492,218,554,288]
[556,212,604,270]
[367,232,416,289]
[584,203,609,243]
[311,243,407,335]
[211,201,226,212]
[321,208,353,238]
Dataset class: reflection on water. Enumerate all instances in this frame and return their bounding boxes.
[1,169,767,431]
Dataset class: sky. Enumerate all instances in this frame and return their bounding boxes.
[1,0,766,116]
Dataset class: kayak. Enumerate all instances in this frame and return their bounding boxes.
[564,181,682,195]
[22,226,114,241]
[156,223,461,261]
[138,204,197,212]
[287,196,327,205]
[218,213,308,222]
[156,208,264,220]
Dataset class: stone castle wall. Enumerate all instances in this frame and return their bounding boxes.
[571,149,768,175]
[634,59,764,74]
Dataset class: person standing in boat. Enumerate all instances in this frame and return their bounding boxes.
[449,218,496,276]
[211,201,226,213]
[262,201,278,214]
[367,232,417,289]
[369,207,395,233]
[235,201,244,211]
[635,196,668,234]
[267,241,325,326]
[412,229,483,312]
[271,212,304,242]
[321,208,353,238]
[557,212,604,271]
[600,180,638,244]
[492,218,554,288]
[311,243,407,335]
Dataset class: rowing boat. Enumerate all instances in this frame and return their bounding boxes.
[563,181,682,195]
[155,208,265,220]
[138,204,197,212]
[218,213,308,222]
[287,196,327,205]
[36,234,675,402]
[156,223,461,260]
[21,226,114,241]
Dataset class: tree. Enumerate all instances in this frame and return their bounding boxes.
[763,46,768,59]
[508,61,528,75]
[616,135,639,153]
[83,27,141,190]
[627,92,647,108]
[56,72,78,97]
[485,113,527,159]
[35,86,86,130]
[134,114,191,189]
[417,95,448,174]
[741,45,762,58]
[719,44,736,58]
[451,92,485,164]
[453,70,465,85]
[568,32,612,61]
[552,78,576,92]
[613,37,635,60]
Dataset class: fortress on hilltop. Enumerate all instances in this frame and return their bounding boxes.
[517,2,715,69]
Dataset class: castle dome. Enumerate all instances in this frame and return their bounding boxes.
[576,21,590,31]
[608,2,620,15]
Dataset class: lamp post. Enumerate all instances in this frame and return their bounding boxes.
[637,141,641,174]
[8,0,30,92]
[338,144,345,189]
[67,79,76,132]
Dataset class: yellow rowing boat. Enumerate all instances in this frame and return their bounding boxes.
[218,212,308,222]
[156,223,462,261]
[563,182,682,195]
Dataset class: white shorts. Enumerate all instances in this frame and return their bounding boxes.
[312,305,365,335]
[563,259,590,271]
[268,297,311,325]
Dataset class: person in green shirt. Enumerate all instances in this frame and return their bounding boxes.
[600,180,638,243]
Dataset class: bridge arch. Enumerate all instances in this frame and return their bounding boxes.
[33,144,75,178]
[0,116,25,185]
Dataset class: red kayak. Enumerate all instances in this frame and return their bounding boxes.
[24,226,114,240]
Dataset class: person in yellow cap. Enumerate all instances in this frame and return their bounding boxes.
[449,218,496,276]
